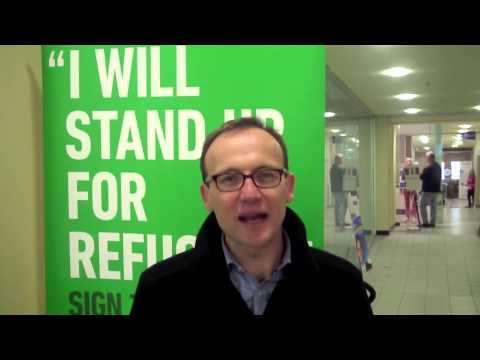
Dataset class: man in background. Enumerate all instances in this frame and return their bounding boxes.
[330,154,348,231]
[419,151,441,228]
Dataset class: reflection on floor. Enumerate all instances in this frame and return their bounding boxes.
[325,206,480,314]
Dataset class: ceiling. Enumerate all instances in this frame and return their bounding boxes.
[326,45,480,148]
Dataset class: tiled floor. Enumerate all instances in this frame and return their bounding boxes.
[325,205,480,314]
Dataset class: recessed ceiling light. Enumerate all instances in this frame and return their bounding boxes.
[381,67,412,77]
[459,124,472,129]
[472,106,480,111]
[394,93,418,101]
[404,108,421,114]
[419,135,429,144]
[340,133,347,137]
[424,146,430,150]
[330,129,340,133]
[325,112,336,118]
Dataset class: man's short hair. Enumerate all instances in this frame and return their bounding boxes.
[200,117,289,182]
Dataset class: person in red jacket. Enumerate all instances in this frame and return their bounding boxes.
[467,169,476,208]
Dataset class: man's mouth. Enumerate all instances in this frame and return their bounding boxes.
[238,212,268,224]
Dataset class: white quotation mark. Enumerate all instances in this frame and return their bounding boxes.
[48,49,80,99]
[48,50,64,67]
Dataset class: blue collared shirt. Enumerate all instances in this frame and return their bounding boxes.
[221,231,292,315]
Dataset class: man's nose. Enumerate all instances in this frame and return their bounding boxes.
[239,177,262,200]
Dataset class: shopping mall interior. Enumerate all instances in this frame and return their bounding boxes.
[325,45,480,314]
[2,45,480,315]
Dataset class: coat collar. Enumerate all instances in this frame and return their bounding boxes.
[193,207,319,279]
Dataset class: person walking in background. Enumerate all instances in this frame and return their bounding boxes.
[330,154,348,231]
[399,157,414,223]
[419,151,442,228]
[467,169,475,208]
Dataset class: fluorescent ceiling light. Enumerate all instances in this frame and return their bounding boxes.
[459,124,472,129]
[457,129,468,134]
[330,129,340,133]
[325,112,336,118]
[404,108,421,114]
[340,133,347,137]
[424,146,430,150]
[381,67,412,77]
[394,93,418,101]
[419,135,429,144]
[472,106,480,111]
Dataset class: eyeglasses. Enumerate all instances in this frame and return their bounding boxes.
[205,168,288,192]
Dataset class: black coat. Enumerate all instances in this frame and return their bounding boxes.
[130,207,373,317]
[420,161,442,193]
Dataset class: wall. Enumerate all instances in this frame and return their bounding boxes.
[375,119,395,232]
[0,46,44,314]
[443,150,473,170]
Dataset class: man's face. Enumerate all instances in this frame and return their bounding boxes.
[200,128,295,251]
[426,153,434,164]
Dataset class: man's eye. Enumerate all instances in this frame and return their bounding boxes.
[256,170,276,181]
[219,174,240,184]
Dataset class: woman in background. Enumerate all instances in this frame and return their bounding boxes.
[399,158,414,222]
[467,169,475,208]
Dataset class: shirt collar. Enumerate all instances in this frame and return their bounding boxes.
[221,230,292,273]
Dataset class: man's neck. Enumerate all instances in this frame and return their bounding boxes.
[224,234,284,281]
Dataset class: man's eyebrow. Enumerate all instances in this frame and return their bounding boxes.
[214,165,279,175]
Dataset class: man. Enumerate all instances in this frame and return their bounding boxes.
[130,117,373,316]
[330,154,348,230]
[419,151,442,228]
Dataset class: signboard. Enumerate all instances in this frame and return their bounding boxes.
[42,45,325,314]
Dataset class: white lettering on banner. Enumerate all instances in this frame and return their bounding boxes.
[162,234,173,260]
[95,46,199,98]
[120,172,147,221]
[224,108,285,135]
[68,171,146,221]
[147,109,174,160]
[92,172,118,221]
[69,50,80,99]
[136,47,147,98]
[178,110,205,160]
[147,234,157,267]
[151,46,174,97]
[99,232,121,280]
[176,45,200,97]
[70,232,96,279]
[65,110,206,161]
[66,110,91,160]
[92,111,117,160]
[68,172,89,219]
[256,109,285,135]
[116,110,145,160]
[96,48,134,98]
[176,235,196,253]
[123,233,144,281]
[69,232,197,280]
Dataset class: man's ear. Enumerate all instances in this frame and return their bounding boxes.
[286,173,296,203]
[200,183,212,211]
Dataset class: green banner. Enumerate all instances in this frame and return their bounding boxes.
[42,45,325,314]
